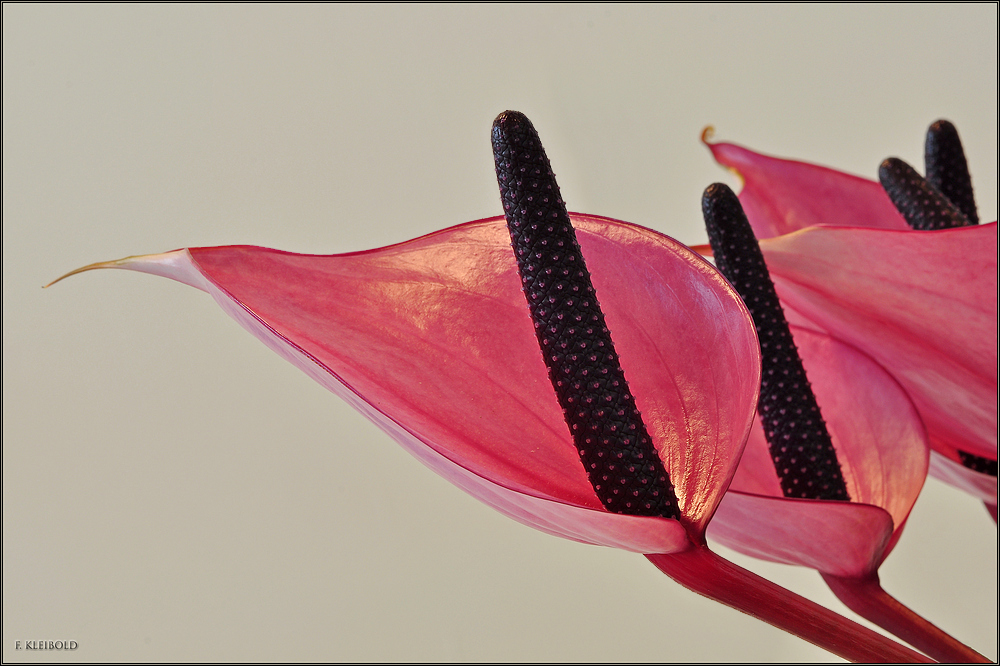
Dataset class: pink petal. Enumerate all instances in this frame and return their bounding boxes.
[707,140,909,239]
[709,494,893,577]
[708,326,928,577]
[107,214,760,552]
[761,223,998,464]
[928,451,998,506]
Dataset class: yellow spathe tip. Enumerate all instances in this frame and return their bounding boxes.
[698,126,745,188]
[44,255,150,288]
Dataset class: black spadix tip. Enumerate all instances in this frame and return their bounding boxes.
[491,111,680,520]
[702,183,850,502]
[701,183,756,280]
[491,111,565,230]
[878,157,971,230]
[492,110,532,142]
[925,119,979,225]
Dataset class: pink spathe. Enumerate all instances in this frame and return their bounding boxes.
[97,214,761,552]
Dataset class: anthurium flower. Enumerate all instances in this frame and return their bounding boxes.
[703,128,998,513]
[698,183,988,662]
[51,112,930,663]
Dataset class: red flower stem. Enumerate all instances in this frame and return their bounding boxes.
[646,545,931,663]
[821,572,990,663]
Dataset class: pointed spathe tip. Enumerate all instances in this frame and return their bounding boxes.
[43,249,210,292]
[44,255,153,288]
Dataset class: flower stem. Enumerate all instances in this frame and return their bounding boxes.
[822,572,990,663]
[646,546,931,663]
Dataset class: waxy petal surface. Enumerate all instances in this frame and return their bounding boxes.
[761,223,998,464]
[708,326,928,577]
[707,140,909,238]
[110,214,760,551]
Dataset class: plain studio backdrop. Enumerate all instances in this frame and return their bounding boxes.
[3,4,997,663]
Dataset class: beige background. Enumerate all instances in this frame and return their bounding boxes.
[3,4,997,662]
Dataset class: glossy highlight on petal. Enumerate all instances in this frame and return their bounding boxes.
[87,214,760,552]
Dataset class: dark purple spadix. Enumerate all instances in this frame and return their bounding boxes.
[703,183,849,501]
[925,119,979,225]
[879,157,971,230]
[491,111,680,519]
[958,451,999,478]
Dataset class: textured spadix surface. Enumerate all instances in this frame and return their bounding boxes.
[98,214,760,552]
